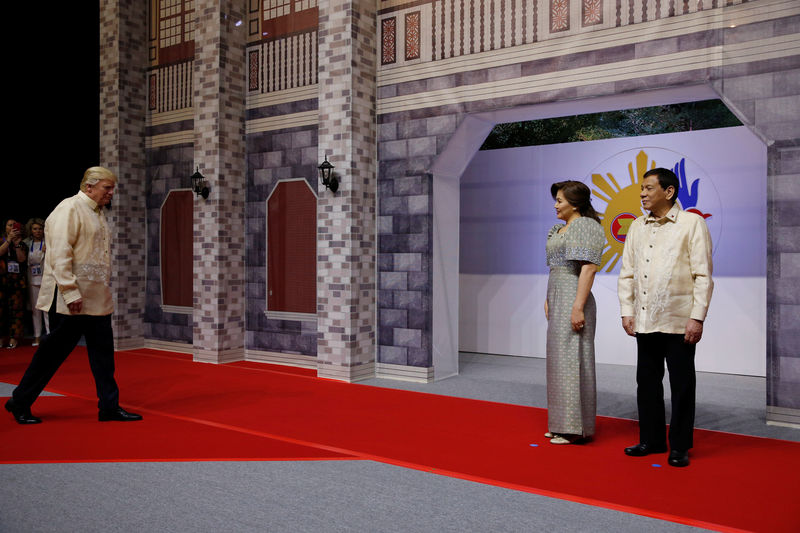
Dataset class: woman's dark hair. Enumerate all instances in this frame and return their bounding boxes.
[2,219,18,238]
[550,180,601,222]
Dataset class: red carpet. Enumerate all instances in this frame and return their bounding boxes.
[2,347,799,532]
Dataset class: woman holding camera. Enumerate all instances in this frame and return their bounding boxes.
[1,218,28,348]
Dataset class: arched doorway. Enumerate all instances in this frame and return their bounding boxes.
[429,84,766,378]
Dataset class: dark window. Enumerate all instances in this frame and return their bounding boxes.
[267,180,317,314]
[160,190,193,308]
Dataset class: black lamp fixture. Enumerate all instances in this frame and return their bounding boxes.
[191,167,210,199]
[318,155,338,193]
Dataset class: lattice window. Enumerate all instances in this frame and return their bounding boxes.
[158,0,195,63]
[294,0,317,12]
[261,0,318,40]
[263,0,317,19]
[183,1,196,41]
[264,0,292,21]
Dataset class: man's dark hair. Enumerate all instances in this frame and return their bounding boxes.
[643,167,680,205]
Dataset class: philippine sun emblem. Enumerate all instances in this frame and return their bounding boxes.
[590,149,716,273]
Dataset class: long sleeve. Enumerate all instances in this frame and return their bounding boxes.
[688,216,714,322]
[37,192,113,316]
[618,218,639,317]
[44,200,83,304]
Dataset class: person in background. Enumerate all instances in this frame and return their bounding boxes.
[24,218,50,345]
[1,218,28,349]
[543,180,605,444]
[619,167,713,468]
[5,167,142,425]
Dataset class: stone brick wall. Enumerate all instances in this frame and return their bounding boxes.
[144,143,194,344]
[768,144,800,418]
[245,122,319,356]
[709,14,800,421]
[375,1,800,406]
[377,119,440,367]
[100,0,148,350]
[191,0,248,363]
[123,1,799,417]
[316,0,378,381]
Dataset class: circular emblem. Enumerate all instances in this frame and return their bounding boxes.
[611,213,636,243]
[587,147,721,274]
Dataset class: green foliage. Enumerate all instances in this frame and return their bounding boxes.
[480,100,742,150]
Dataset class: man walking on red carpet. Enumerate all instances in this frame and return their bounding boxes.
[618,168,713,468]
[5,167,142,424]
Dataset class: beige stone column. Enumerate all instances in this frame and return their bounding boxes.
[192,0,248,363]
[100,0,148,350]
[316,0,378,381]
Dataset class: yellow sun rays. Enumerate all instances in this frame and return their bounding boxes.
[591,150,657,272]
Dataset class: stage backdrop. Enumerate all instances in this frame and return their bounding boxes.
[459,126,767,376]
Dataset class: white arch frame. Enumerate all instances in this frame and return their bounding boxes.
[429,85,723,380]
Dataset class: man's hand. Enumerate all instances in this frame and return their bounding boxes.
[684,318,703,344]
[622,316,636,337]
[68,299,83,314]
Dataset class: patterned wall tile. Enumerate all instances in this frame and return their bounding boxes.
[550,0,570,32]
[405,11,420,60]
[382,16,397,65]
[249,49,260,91]
[149,73,157,110]
[582,0,603,26]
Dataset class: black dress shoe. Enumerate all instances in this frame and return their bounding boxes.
[624,443,667,456]
[668,450,690,467]
[4,399,42,424]
[98,407,143,422]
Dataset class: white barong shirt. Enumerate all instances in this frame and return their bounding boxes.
[37,191,113,316]
[618,203,713,334]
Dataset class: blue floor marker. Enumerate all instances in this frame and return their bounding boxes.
[651,463,662,467]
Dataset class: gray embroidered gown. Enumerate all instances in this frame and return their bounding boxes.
[545,216,604,437]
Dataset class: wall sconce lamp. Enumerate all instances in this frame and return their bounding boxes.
[191,167,210,199]
[318,155,339,193]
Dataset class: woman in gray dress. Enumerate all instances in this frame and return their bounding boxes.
[544,181,604,444]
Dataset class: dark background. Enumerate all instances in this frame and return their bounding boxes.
[5,4,100,226]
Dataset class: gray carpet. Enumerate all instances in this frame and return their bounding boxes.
[2,352,797,532]
[0,462,698,533]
